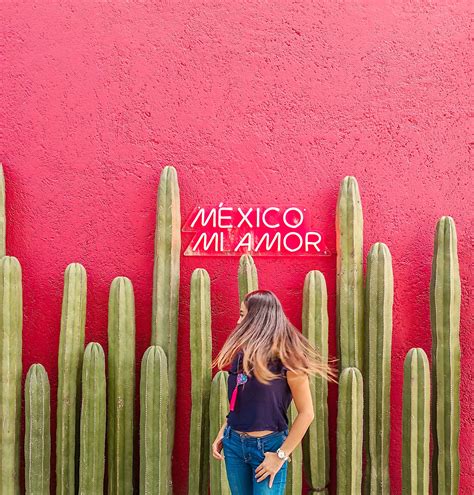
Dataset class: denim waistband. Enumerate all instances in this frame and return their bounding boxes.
[224,424,288,442]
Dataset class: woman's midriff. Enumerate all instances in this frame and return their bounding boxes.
[234,429,275,437]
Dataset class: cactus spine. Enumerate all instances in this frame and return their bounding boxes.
[0,256,22,494]
[107,276,136,494]
[336,176,364,372]
[286,401,303,495]
[402,348,430,495]
[238,254,258,304]
[301,270,329,494]
[337,367,363,495]
[364,243,393,494]
[25,364,50,495]
[209,371,230,495]
[140,346,169,495]
[151,165,181,486]
[79,343,106,495]
[188,269,212,495]
[56,262,86,494]
[430,216,461,494]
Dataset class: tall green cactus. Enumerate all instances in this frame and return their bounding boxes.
[238,254,258,304]
[301,270,329,494]
[402,348,430,495]
[188,268,212,495]
[364,243,393,494]
[140,345,169,495]
[336,176,364,372]
[209,371,230,495]
[337,367,363,495]
[151,165,181,485]
[285,401,302,495]
[79,343,106,495]
[430,216,461,494]
[0,256,22,494]
[56,262,86,495]
[25,364,50,495]
[107,276,136,494]
[0,163,5,257]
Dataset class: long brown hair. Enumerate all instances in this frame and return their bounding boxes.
[212,289,338,385]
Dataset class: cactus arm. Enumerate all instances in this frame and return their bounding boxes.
[140,345,169,495]
[0,164,5,257]
[188,268,212,495]
[336,176,364,372]
[55,262,86,495]
[430,216,461,494]
[364,243,393,493]
[238,254,258,304]
[209,371,231,495]
[0,256,23,494]
[301,270,329,493]
[107,276,136,494]
[286,401,303,495]
[79,343,106,495]
[337,367,363,495]
[25,363,50,495]
[151,165,181,483]
[402,348,430,495]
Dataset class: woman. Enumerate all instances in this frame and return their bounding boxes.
[211,289,337,494]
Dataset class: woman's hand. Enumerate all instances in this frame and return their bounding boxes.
[255,452,286,487]
[211,434,225,461]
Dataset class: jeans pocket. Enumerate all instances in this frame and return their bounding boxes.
[222,424,230,440]
[260,432,286,455]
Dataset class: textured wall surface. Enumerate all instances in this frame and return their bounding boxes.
[1,1,472,493]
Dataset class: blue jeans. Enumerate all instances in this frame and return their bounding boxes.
[222,424,289,494]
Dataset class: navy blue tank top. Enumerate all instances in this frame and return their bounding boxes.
[225,350,292,432]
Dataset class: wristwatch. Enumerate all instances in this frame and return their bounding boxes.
[276,447,290,462]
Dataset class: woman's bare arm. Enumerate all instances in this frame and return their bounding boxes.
[278,370,315,459]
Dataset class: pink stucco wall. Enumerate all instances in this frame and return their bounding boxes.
[2,2,472,493]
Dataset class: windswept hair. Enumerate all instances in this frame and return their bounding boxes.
[212,289,338,385]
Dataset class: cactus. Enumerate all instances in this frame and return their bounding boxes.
[151,165,181,485]
[188,269,212,495]
[430,216,461,494]
[56,262,86,494]
[209,371,230,495]
[0,164,5,257]
[0,256,22,494]
[25,364,50,495]
[364,243,393,494]
[301,270,329,494]
[107,276,136,494]
[337,367,363,495]
[336,176,364,372]
[402,348,430,495]
[238,254,258,304]
[79,343,106,495]
[140,345,169,495]
[285,401,302,495]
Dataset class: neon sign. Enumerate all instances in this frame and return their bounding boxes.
[183,204,330,256]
